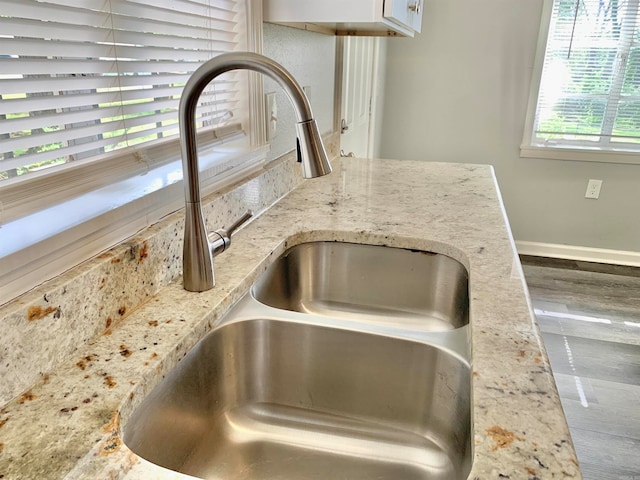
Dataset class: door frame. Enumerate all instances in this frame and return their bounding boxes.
[334,36,383,158]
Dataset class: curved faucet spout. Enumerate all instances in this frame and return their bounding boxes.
[180,52,332,292]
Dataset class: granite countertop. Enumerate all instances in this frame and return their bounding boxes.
[0,157,581,479]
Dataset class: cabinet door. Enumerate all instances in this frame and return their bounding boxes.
[384,0,423,33]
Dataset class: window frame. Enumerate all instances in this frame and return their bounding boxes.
[521,0,640,164]
[0,0,267,304]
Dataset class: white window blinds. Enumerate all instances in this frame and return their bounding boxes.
[532,0,640,150]
[0,0,247,181]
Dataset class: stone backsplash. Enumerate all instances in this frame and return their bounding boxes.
[0,134,339,406]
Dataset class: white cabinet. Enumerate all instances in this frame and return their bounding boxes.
[384,0,423,33]
[263,0,424,37]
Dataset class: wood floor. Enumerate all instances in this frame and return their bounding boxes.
[521,256,640,480]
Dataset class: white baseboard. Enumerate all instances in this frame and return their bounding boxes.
[515,241,640,268]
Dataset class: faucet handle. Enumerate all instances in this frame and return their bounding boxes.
[225,210,253,237]
[210,210,253,257]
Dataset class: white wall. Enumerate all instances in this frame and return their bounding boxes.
[263,23,336,161]
[378,0,640,254]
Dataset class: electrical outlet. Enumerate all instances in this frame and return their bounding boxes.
[585,179,602,199]
[265,92,277,141]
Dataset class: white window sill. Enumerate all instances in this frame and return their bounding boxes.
[0,138,269,304]
[520,145,640,165]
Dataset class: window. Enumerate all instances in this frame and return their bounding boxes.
[0,0,264,303]
[1,0,252,182]
[522,0,640,162]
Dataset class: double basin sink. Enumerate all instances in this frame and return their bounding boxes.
[123,241,472,479]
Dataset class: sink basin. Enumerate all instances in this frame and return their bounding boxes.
[123,319,471,479]
[252,242,469,331]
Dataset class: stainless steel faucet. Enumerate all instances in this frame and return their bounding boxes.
[180,52,332,292]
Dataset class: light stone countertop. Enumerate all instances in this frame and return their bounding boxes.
[0,156,581,479]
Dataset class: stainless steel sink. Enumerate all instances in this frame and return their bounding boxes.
[252,242,469,331]
[123,318,471,480]
[124,241,472,479]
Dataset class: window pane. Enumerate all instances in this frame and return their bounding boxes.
[612,100,640,141]
[0,0,243,181]
[532,0,640,150]
[564,48,616,95]
[622,45,640,95]
[538,97,607,137]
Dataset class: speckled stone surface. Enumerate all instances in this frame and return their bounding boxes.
[0,140,319,407]
[0,154,581,479]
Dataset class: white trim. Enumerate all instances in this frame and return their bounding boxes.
[366,37,381,159]
[521,0,554,153]
[516,240,640,267]
[0,124,244,224]
[520,145,640,165]
[333,37,345,136]
[246,0,266,148]
[0,141,268,304]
